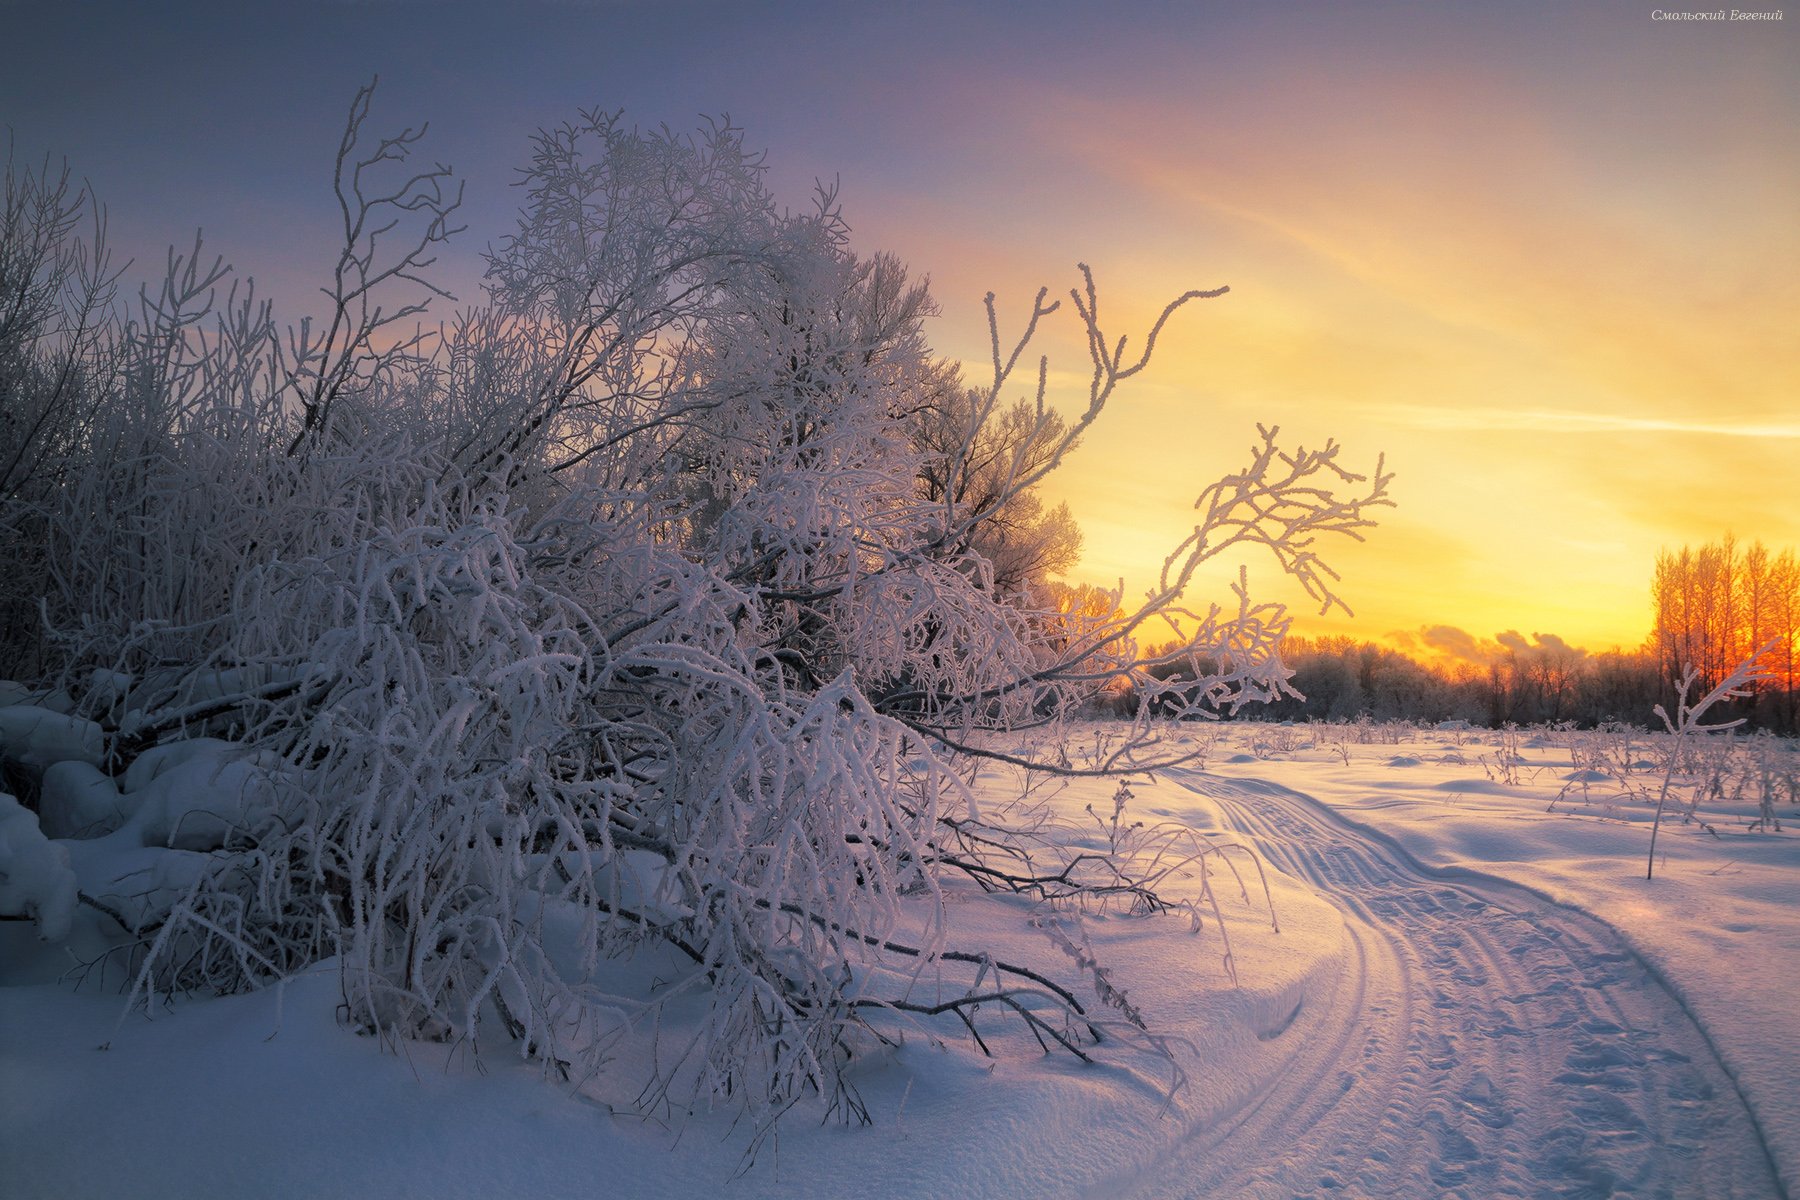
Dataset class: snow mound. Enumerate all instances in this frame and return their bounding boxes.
[38,761,127,840]
[0,792,77,940]
[0,707,104,771]
[129,746,295,852]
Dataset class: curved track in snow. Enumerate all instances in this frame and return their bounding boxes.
[1100,770,1785,1200]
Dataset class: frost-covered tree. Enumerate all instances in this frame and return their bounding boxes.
[0,152,128,675]
[0,86,1390,1124]
[911,380,1084,594]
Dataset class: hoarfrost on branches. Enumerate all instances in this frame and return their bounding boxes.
[0,84,1390,1125]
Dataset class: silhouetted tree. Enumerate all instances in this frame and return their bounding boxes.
[1653,536,1798,732]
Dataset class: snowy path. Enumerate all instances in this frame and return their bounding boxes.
[1102,770,1786,1200]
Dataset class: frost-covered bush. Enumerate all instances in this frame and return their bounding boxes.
[1646,645,1777,878]
[1743,731,1796,832]
[0,86,1389,1121]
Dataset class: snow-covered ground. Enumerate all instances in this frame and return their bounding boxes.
[4,720,1795,1198]
[1181,720,1800,1194]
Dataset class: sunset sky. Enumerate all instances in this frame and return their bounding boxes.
[4,1,1794,658]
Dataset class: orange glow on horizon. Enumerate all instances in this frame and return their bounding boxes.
[848,15,1798,661]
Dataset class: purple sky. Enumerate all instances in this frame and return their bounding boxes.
[6,1,1796,652]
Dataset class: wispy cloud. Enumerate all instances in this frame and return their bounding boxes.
[1369,404,1800,440]
[1407,625,1593,667]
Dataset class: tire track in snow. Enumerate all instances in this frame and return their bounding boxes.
[1097,770,1782,1200]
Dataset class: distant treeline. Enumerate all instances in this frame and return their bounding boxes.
[1143,635,1795,733]
[1155,635,1672,730]
[1136,535,1800,734]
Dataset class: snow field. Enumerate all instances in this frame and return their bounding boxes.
[1,755,1348,1199]
[1190,718,1800,1193]
[4,707,1794,1197]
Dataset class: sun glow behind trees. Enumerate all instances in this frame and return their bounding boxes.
[827,9,1799,655]
[1653,537,1800,727]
